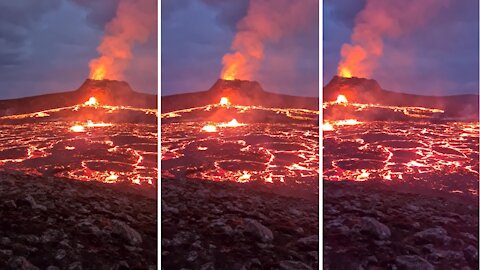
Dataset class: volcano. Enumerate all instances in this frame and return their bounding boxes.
[0,79,156,116]
[324,76,479,119]
[161,79,319,113]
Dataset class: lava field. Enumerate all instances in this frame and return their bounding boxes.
[0,99,157,187]
[323,101,479,197]
[161,99,319,194]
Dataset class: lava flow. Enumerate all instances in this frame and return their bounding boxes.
[161,96,319,192]
[0,95,157,187]
[323,94,479,196]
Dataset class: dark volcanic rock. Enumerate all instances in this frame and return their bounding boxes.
[395,255,434,270]
[161,178,318,270]
[323,180,479,270]
[0,172,156,269]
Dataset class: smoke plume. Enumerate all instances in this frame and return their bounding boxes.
[221,0,317,80]
[89,0,156,80]
[337,0,449,78]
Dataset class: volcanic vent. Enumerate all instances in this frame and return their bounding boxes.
[0,79,156,116]
[161,79,318,113]
[324,76,479,119]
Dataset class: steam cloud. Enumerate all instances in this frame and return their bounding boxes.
[89,0,156,80]
[338,0,449,78]
[221,0,317,80]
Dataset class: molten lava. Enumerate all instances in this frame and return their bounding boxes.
[70,125,85,133]
[201,125,217,133]
[90,64,106,80]
[84,97,99,106]
[338,67,352,78]
[219,97,231,106]
[336,94,348,104]
[219,118,243,128]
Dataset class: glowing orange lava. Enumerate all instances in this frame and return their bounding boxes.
[219,97,231,106]
[90,64,106,80]
[219,118,244,128]
[84,97,99,106]
[338,67,352,78]
[70,125,85,133]
[336,94,348,104]
[322,123,334,131]
[201,125,217,133]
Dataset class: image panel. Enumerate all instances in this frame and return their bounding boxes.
[161,0,319,269]
[323,0,479,269]
[0,1,158,269]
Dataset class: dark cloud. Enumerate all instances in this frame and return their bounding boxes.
[71,0,118,29]
[324,0,479,95]
[0,0,156,99]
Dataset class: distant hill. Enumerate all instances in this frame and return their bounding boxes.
[0,79,157,116]
[161,79,319,113]
[324,76,479,119]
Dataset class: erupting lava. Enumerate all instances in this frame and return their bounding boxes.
[90,65,106,80]
[70,125,85,133]
[201,125,217,133]
[336,94,348,104]
[84,96,99,106]
[338,67,352,78]
[219,97,231,106]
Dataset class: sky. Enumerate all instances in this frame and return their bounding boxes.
[324,0,479,95]
[0,0,157,99]
[161,0,319,97]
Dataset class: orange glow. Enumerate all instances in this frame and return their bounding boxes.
[219,97,231,106]
[336,119,360,126]
[84,97,99,106]
[90,64,106,80]
[86,120,112,127]
[336,94,348,104]
[221,52,244,80]
[338,67,352,78]
[219,118,244,128]
[237,172,251,183]
[322,123,334,131]
[70,125,85,133]
[201,125,217,133]
[104,172,119,183]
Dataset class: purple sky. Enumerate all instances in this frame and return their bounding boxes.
[161,0,319,97]
[0,0,157,99]
[324,0,479,95]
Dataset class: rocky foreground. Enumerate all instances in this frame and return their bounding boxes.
[161,178,319,270]
[0,172,156,269]
[324,180,479,270]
